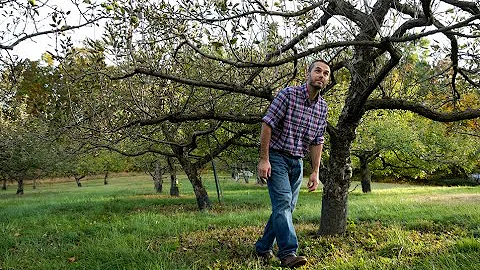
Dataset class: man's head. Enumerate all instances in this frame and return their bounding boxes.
[306,60,331,91]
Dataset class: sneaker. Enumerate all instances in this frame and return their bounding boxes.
[280,254,307,268]
[256,249,274,260]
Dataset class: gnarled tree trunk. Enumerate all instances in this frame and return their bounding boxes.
[319,58,369,235]
[319,129,354,235]
[176,155,211,210]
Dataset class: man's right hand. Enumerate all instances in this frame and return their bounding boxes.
[257,158,271,180]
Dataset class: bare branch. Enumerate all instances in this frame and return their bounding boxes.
[441,0,480,14]
[366,43,402,94]
[459,69,480,87]
[432,19,461,100]
[365,99,480,122]
[390,0,479,41]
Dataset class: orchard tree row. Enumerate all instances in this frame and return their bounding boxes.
[1,0,479,235]
[2,51,477,193]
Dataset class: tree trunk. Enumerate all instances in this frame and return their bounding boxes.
[318,45,379,234]
[2,179,7,190]
[167,157,179,196]
[319,126,355,235]
[104,171,108,185]
[319,191,348,235]
[319,166,352,234]
[16,177,24,195]
[359,155,372,193]
[319,164,352,235]
[177,157,211,210]
[153,161,162,193]
[33,178,37,189]
[74,175,85,187]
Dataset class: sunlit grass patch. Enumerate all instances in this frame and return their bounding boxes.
[408,193,480,203]
[296,221,471,270]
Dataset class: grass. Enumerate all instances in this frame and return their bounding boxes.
[1,174,479,269]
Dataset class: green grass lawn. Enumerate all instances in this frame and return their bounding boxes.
[1,174,479,269]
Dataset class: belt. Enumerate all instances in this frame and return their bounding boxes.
[270,148,302,159]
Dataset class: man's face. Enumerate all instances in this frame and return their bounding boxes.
[307,62,330,90]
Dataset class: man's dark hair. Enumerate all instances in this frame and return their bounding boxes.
[308,59,330,73]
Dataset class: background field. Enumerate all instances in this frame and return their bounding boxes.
[1,174,479,270]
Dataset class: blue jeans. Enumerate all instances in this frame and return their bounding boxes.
[255,150,303,259]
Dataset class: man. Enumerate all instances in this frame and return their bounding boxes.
[255,60,330,268]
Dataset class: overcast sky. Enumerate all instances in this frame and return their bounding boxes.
[12,25,103,61]
[9,0,104,61]
[9,0,457,61]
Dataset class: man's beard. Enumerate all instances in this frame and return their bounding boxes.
[308,80,325,91]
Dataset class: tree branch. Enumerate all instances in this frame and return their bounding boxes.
[367,42,401,94]
[92,143,174,158]
[195,127,257,168]
[0,17,107,50]
[192,1,325,23]
[113,111,263,132]
[432,19,461,100]
[113,68,272,99]
[365,99,480,122]
[441,0,480,14]
[458,69,480,87]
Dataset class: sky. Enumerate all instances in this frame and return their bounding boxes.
[8,0,459,62]
[12,25,103,61]
[8,0,104,61]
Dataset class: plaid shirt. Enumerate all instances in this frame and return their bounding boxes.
[263,83,327,158]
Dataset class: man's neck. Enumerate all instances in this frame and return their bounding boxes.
[307,83,320,101]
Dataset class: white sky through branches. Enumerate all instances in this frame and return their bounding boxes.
[9,0,464,61]
[10,0,104,61]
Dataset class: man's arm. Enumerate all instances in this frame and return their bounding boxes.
[307,143,323,191]
[258,122,272,179]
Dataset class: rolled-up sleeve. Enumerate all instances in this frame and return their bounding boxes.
[311,101,328,145]
[262,89,289,129]
[312,133,325,145]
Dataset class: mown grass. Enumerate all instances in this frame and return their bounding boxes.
[1,174,479,269]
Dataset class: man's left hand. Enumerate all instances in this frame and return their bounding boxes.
[307,171,320,192]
